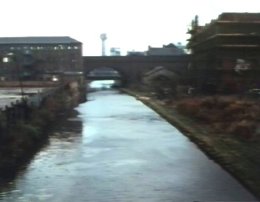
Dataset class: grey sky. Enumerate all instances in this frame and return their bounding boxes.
[1,0,259,55]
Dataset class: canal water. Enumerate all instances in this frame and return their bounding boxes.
[0,90,257,201]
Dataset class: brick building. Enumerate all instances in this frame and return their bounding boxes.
[0,36,83,81]
[187,13,260,94]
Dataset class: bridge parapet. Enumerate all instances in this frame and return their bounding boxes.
[83,55,191,86]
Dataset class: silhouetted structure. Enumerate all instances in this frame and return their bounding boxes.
[110,47,121,56]
[187,13,260,94]
[100,33,107,56]
[84,55,190,87]
[146,43,186,56]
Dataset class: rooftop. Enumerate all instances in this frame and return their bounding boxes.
[218,12,260,22]
[0,36,81,45]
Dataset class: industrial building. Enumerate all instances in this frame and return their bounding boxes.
[0,36,83,81]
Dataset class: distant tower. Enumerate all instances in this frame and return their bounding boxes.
[100,33,107,56]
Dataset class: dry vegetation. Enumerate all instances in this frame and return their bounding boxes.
[172,96,260,198]
[176,96,260,140]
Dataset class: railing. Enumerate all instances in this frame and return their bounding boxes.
[0,85,64,137]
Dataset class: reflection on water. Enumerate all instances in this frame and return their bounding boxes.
[88,80,115,89]
[0,110,83,202]
[0,90,257,201]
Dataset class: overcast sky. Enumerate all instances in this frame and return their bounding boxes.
[1,0,259,56]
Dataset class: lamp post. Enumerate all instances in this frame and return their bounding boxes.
[3,52,25,99]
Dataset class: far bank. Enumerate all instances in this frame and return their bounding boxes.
[0,80,86,180]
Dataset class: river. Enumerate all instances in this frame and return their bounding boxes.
[0,90,257,201]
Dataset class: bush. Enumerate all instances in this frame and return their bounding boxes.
[227,120,256,139]
[225,102,245,114]
[200,97,217,109]
[176,96,260,140]
[15,122,41,141]
[0,113,7,135]
[176,99,200,116]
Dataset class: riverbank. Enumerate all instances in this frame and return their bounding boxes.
[0,81,86,180]
[122,88,260,199]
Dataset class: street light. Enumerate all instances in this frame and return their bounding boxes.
[3,52,25,99]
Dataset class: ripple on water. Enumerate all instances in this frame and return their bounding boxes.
[111,159,146,167]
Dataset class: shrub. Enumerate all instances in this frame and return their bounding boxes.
[0,112,7,134]
[195,108,213,122]
[200,97,217,109]
[227,120,256,139]
[176,96,260,139]
[225,102,245,114]
[15,122,41,141]
[215,97,233,109]
[176,99,200,116]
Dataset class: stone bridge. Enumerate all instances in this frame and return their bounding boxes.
[83,55,190,87]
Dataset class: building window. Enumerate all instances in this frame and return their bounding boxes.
[58,45,65,50]
[37,46,44,50]
[2,57,10,63]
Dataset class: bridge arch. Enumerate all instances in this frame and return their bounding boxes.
[85,66,128,87]
[83,56,191,87]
